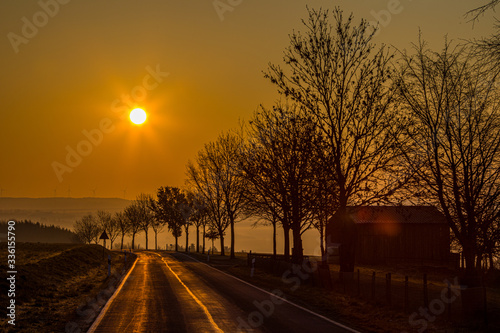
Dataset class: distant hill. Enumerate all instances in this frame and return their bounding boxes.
[0,220,79,243]
[0,197,131,230]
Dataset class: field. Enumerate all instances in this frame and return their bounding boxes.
[0,242,136,332]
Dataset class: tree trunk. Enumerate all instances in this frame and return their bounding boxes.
[175,236,178,251]
[462,246,479,286]
[185,225,189,253]
[230,218,235,259]
[155,231,158,250]
[196,225,200,253]
[292,220,303,264]
[489,252,494,270]
[283,226,290,261]
[319,222,325,264]
[132,232,136,250]
[220,235,225,256]
[202,224,206,254]
[272,219,277,258]
[144,228,148,250]
[120,233,124,250]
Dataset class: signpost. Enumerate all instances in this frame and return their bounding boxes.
[99,231,109,259]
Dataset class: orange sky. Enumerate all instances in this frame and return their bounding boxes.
[0,0,496,199]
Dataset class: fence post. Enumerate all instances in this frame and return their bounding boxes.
[386,273,392,306]
[404,276,409,313]
[371,271,376,301]
[423,273,428,308]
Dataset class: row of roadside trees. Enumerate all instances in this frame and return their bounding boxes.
[185,6,500,283]
[73,190,217,253]
[75,6,500,282]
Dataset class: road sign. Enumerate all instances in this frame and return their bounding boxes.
[99,231,109,240]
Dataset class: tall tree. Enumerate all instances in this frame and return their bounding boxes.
[136,193,154,250]
[148,197,167,250]
[265,7,404,268]
[114,211,129,250]
[187,191,208,253]
[73,214,99,244]
[154,186,185,251]
[124,202,143,250]
[179,198,193,253]
[240,104,320,262]
[96,210,119,249]
[396,39,500,282]
[187,132,246,258]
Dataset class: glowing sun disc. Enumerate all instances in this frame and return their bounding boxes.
[130,108,147,124]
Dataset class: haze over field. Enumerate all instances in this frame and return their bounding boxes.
[0,197,322,254]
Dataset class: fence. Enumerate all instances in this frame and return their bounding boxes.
[247,253,500,330]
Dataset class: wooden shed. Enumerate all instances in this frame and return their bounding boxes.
[327,206,451,265]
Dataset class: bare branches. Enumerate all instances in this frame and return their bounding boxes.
[466,0,500,21]
[186,131,246,258]
[396,38,500,277]
[265,7,402,214]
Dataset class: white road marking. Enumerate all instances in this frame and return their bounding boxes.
[178,252,362,333]
[87,257,139,333]
[154,252,224,333]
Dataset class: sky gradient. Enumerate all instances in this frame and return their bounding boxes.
[0,0,496,199]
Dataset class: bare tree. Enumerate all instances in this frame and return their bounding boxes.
[148,198,167,250]
[187,190,208,253]
[396,39,500,283]
[240,103,320,262]
[264,7,404,269]
[154,186,185,251]
[187,132,246,258]
[73,214,99,244]
[96,210,119,249]
[114,211,130,250]
[179,199,193,253]
[124,202,143,250]
[205,227,220,254]
[242,188,281,258]
[136,193,154,250]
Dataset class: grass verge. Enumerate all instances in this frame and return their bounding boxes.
[0,242,136,332]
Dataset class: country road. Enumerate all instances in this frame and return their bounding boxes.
[89,251,360,333]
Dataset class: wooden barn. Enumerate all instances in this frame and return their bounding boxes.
[327,206,451,265]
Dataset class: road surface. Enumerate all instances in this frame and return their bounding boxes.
[89,251,360,333]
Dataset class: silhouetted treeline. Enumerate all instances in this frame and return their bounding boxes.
[0,220,80,243]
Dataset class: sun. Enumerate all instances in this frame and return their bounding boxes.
[129,108,147,125]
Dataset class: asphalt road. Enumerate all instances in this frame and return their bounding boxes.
[89,251,360,333]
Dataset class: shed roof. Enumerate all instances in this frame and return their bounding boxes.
[348,206,447,224]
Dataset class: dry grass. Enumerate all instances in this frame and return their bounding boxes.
[0,242,136,332]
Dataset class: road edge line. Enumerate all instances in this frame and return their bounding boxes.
[177,252,362,333]
[86,255,139,333]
